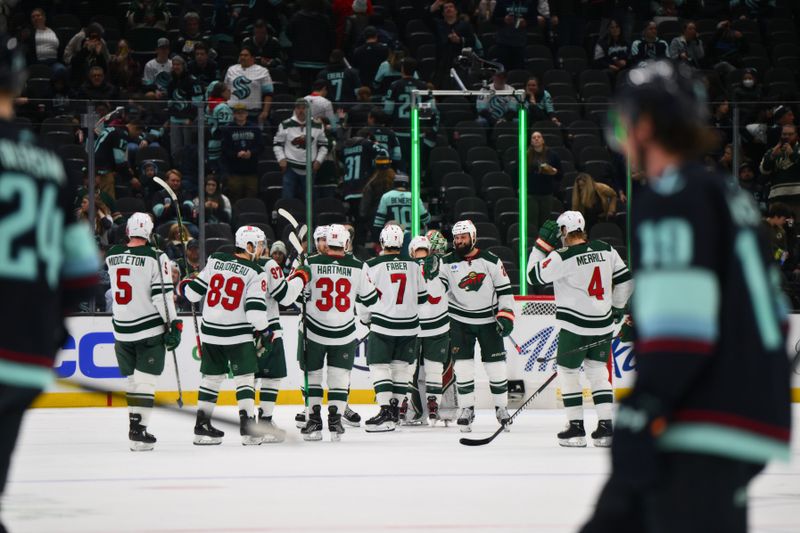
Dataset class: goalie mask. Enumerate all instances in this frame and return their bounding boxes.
[379,224,404,250]
[126,212,154,240]
[425,229,447,255]
[452,219,477,257]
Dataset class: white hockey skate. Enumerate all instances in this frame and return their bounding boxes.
[257,409,285,443]
[457,406,475,433]
[495,406,512,432]
[240,410,264,446]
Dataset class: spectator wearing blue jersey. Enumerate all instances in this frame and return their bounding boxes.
[373,173,430,248]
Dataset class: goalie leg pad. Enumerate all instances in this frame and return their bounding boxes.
[557,365,583,421]
[483,360,508,408]
[234,373,256,418]
[259,378,281,418]
[327,366,350,413]
[198,374,226,417]
[584,359,614,420]
[454,359,476,407]
[306,369,324,410]
[370,363,393,405]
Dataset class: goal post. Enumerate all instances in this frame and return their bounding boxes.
[409,88,530,294]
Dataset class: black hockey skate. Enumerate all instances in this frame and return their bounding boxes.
[295,411,306,429]
[390,397,400,424]
[129,413,156,451]
[240,410,264,446]
[301,405,323,441]
[591,419,613,448]
[365,403,396,433]
[457,406,475,433]
[558,420,587,448]
[328,406,345,442]
[257,408,285,443]
[495,406,512,432]
[398,398,409,423]
[193,410,224,445]
[343,405,361,427]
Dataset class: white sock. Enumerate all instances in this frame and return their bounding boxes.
[390,360,414,402]
[454,359,476,407]
[306,369,324,411]
[327,366,350,413]
[258,378,281,417]
[557,365,583,421]
[370,363,392,405]
[424,360,444,404]
[198,374,225,417]
[483,360,508,408]
[233,373,256,417]
[584,359,614,420]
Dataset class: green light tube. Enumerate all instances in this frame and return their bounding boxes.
[518,105,528,295]
[411,106,421,237]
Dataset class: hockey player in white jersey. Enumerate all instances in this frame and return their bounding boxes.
[254,241,310,440]
[360,225,428,432]
[297,224,379,441]
[183,226,284,445]
[402,232,451,425]
[527,211,633,447]
[106,213,182,451]
[439,220,515,432]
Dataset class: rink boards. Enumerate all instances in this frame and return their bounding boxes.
[33,308,800,407]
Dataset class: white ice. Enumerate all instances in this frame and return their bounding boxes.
[4,407,800,533]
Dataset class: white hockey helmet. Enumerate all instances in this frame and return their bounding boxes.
[380,224,405,249]
[452,219,477,246]
[314,225,329,242]
[235,225,266,251]
[408,235,430,256]
[326,224,349,248]
[556,211,586,235]
[126,212,154,240]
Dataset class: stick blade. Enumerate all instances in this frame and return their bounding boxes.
[459,436,495,446]
[277,208,299,230]
[152,176,178,201]
[287,232,304,257]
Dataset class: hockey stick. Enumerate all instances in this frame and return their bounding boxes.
[153,176,202,359]
[277,208,300,233]
[287,232,310,410]
[508,334,524,354]
[150,234,184,408]
[535,323,626,363]
[459,372,558,446]
[60,378,287,442]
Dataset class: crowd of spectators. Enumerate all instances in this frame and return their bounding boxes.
[6,0,800,308]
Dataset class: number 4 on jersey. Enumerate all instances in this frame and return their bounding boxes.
[587,266,605,300]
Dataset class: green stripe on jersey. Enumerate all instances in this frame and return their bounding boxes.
[201,324,253,337]
[449,306,495,320]
[113,317,164,333]
[555,311,613,329]
[271,280,288,301]
[306,319,355,339]
[245,301,267,311]
[373,315,419,330]
[420,314,449,331]
[113,312,161,325]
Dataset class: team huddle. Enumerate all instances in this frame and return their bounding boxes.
[106,210,632,449]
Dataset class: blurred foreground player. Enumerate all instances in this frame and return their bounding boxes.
[0,35,99,532]
[581,61,792,533]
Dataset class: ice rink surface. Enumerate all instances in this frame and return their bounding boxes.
[4,407,800,533]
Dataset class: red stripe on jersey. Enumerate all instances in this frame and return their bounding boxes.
[0,347,54,368]
[674,409,790,441]
[637,339,714,355]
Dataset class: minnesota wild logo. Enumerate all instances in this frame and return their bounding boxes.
[458,272,486,292]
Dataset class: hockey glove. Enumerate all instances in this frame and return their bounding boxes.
[535,220,561,254]
[255,329,275,358]
[611,393,667,489]
[495,309,515,337]
[164,320,183,351]
[612,307,625,324]
[422,255,440,281]
[288,265,312,286]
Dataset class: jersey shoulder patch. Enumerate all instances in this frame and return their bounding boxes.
[588,239,613,252]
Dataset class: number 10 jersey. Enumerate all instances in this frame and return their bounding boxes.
[303,253,378,345]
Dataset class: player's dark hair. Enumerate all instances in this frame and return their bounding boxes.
[312,79,327,92]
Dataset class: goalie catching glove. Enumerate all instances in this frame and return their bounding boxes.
[255,329,276,358]
[535,220,561,255]
[287,265,311,286]
[495,309,515,337]
[163,320,183,351]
